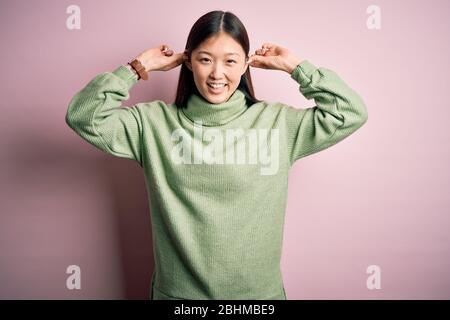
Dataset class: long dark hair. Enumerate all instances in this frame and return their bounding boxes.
[174,10,261,109]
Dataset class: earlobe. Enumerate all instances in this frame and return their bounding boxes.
[243,64,249,75]
[243,58,250,74]
[186,61,192,71]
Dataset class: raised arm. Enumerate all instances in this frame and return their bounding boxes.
[248,43,368,165]
[65,64,144,165]
[65,44,185,167]
[285,60,368,164]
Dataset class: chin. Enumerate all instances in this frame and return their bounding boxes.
[206,96,228,104]
[202,86,232,104]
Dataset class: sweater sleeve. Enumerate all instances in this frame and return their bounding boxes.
[285,60,368,165]
[65,65,143,166]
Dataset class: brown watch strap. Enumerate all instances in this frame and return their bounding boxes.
[128,59,148,80]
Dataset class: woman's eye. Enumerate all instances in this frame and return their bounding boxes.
[200,58,236,64]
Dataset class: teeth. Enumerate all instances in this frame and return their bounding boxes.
[208,83,226,88]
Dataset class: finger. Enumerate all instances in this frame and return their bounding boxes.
[248,55,263,66]
[262,43,274,49]
[262,43,277,55]
[250,54,270,69]
[176,52,185,63]
[250,53,260,62]
[251,60,265,69]
[169,52,184,65]
[162,45,175,56]
[170,54,185,68]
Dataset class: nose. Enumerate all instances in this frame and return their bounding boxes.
[209,62,226,80]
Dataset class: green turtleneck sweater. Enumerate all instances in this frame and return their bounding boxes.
[65,60,368,300]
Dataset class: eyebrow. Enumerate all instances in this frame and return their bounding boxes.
[197,50,240,57]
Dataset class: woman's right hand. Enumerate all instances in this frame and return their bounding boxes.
[135,44,184,72]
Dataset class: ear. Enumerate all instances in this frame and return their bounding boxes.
[183,52,192,71]
[242,58,250,75]
[185,60,192,71]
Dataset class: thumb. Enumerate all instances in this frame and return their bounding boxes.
[175,52,185,64]
[248,54,266,67]
[247,54,259,64]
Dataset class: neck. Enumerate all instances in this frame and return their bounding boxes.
[181,89,248,126]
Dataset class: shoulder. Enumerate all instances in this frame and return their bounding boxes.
[131,99,178,122]
[134,99,176,113]
[248,99,280,110]
[249,99,296,117]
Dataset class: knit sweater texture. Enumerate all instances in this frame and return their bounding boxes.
[65,60,368,300]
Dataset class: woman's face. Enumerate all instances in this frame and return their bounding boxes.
[185,32,249,104]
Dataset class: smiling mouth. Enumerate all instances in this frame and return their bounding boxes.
[207,83,228,89]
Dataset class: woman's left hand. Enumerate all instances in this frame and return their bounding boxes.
[247,43,303,74]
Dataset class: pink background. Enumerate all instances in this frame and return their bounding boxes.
[1,0,449,299]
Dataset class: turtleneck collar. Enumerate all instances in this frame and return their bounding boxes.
[181,89,248,126]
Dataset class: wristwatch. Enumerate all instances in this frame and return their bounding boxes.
[127,58,148,80]
[125,64,139,78]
